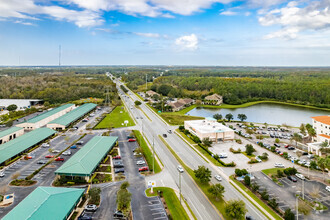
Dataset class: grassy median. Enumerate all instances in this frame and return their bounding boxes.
[146,187,191,220]
[95,105,135,129]
[133,130,161,173]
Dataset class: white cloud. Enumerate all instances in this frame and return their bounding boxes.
[0,0,103,27]
[134,32,161,38]
[259,0,330,39]
[247,0,288,8]
[175,34,198,50]
[220,10,237,16]
[14,20,35,26]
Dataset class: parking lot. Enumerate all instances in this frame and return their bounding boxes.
[253,171,330,219]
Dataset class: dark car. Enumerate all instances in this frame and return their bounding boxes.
[288,147,295,150]
[113,161,124,168]
[37,160,47,164]
[113,210,125,218]
[246,216,255,220]
[288,176,297,182]
[78,211,93,220]
[274,143,280,148]
[302,152,308,155]
[163,134,167,138]
[114,168,125,173]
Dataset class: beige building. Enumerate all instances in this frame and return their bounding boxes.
[146,90,160,97]
[204,94,223,105]
[17,104,74,130]
[0,127,24,145]
[169,98,194,112]
[311,115,330,143]
[184,118,234,143]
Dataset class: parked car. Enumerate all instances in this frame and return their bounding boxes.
[302,152,308,155]
[288,176,297,182]
[219,153,227,158]
[41,143,50,148]
[127,136,134,139]
[295,173,305,180]
[284,144,289,148]
[37,160,47,164]
[85,204,97,212]
[274,143,280,148]
[78,211,93,220]
[114,168,125,173]
[70,145,77,149]
[256,157,262,163]
[0,171,5,178]
[177,165,184,173]
[288,147,295,150]
[246,216,256,220]
[55,157,64,162]
[113,156,121,160]
[77,141,84,145]
[214,175,222,181]
[113,210,125,218]
[45,155,54,158]
[128,139,136,142]
[274,163,285,168]
[139,166,149,172]
[52,150,60,153]
[136,160,145,165]
[62,151,71,156]
[113,161,124,168]
[307,154,314,159]
[25,155,33,159]
[326,186,330,192]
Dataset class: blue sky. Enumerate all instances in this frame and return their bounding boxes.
[1,0,330,66]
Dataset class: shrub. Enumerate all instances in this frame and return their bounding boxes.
[284,167,297,176]
[179,125,185,131]
[248,158,258,164]
[235,169,243,177]
[277,170,284,178]
[251,182,259,192]
[235,139,242,144]
[245,144,255,156]
[261,190,269,201]
[244,175,251,186]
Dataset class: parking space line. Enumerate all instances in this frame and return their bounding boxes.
[151,207,164,211]
[152,212,166,215]
[154,217,167,220]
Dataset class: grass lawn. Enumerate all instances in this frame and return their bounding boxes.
[161,114,204,125]
[146,187,191,220]
[242,152,256,159]
[133,130,161,173]
[95,105,135,129]
[229,176,282,220]
[262,168,285,176]
[158,136,229,219]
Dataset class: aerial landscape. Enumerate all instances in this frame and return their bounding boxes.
[0,1,330,220]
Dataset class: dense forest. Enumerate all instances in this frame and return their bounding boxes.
[0,73,118,105]
[118,67,330,109]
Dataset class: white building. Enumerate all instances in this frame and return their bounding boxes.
[184,118,235,143]
[311,115,330,143]
[0,127,24,145]
[0,99,43,111]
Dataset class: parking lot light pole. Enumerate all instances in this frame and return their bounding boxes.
[153,136,155,175]
[296,191,301,220]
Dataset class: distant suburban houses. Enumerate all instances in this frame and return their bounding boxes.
[203,94,223,105]
[168,98,195,112]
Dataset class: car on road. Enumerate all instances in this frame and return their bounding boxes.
[70,145,77,149]
[288,176,297,182]
[326,186,330,192]
[45,155,54,158]
[62,151,71,156]
[295,173,305,180]
[163,134,167,138]
[136,160,145,165]
[245,216,255,220]
[139,166,149,172]
[168,130,172,134]
[113,210,125,218]
[128,139,136,142]
[177,165,184,173]
[55,157,64,162]
[85,204,97,212]
[37,160,47,164]
[52,150,60,153]
[214,175,222,181]
[274,163,285,168]
[0,171,5,178]
[114,168,125,173]
[113,156,121,160]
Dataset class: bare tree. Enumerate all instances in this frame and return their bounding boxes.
[11,172,20,180]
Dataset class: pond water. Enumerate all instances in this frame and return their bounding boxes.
[185,103,329,127]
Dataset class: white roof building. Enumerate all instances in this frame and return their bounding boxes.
[0,99,43,110]
[184,117,234,143]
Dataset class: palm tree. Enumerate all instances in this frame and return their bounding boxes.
[307,127,316,142]
[292,133,302,148]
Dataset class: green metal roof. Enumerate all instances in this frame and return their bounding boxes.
[24,104,74,123]
[55,136,118,176]
[2,186,84,220]
[48,103,97,127]
[0,126,23,139]
[0,128,56,164]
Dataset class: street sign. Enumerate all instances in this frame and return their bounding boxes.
[148,180,156,194]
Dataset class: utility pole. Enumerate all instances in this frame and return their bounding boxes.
[146,74,148,90]
[153,136,155,174]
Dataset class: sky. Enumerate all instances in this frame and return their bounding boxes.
[1,0,330,66]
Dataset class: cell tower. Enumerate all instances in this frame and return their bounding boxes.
[105,87,111,108]
[59,45,61,66]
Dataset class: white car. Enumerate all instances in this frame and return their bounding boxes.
[52,150,60,153]
[136,160,145,165]
[275,163,285,168]
[326,186,330,192]
[295,173,305,180]
[177,165,184,173]
[41,143,50,148]
[62,151,71,156]
[214,175,222,181]
[219,153,227,158]
[0,171,5,178]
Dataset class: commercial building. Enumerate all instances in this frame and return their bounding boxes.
[0,99,43,111]
[168,98,195,112]
[184,118,235,143]
[2,186,84,220]
[311,115,330,143]
[55,136,118,181]
[0,127,24,144]
[0,128,56,165]
[47,103,97,130]
[16,104,74,130]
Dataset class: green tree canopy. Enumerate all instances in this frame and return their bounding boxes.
[225,200,247,219]
[194,166,212,184]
